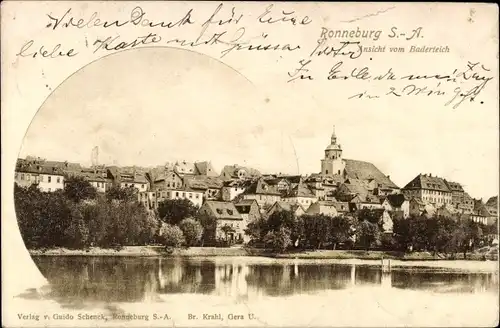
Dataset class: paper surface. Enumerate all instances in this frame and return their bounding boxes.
[1,1,499,327]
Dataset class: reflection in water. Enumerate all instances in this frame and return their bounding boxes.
[27,256,499,309]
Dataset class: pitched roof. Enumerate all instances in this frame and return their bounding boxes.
[279,175,302,184]
[315,200,349,212]
[194,161,218,176]
[174,161,198,175]
[203,201,242,220]
[75,171,107,182]
[243,178,281,195]
[344,159,399,189]
[16,163,65,176]
[234,200,258,214]
[339,182,369,197]
[270,201,305,214]
[183,176,223,190]
[486,196,498,207]
[287,183,315,198]
[444,180,464,192]
[120,172,148,183]
[234,199,257,206]
[473,200,492,217]
[220,164,261,180]
[403,174,451,192]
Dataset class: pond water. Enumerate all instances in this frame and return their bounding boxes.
[12,256,500,327]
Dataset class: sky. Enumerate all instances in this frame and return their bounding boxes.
[20,47,499,201]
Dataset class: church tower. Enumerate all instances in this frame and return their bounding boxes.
[321,126,345,176]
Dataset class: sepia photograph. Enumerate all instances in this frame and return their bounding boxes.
[2,1,499,327]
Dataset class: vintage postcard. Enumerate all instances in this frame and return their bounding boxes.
[1,1,499,327]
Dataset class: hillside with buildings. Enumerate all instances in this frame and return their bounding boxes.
[14,127,498,242]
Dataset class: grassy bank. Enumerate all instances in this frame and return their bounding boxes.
[28,246,498,261]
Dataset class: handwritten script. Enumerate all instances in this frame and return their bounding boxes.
[14,3,495,108]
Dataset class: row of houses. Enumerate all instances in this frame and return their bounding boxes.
[14,127,498,236]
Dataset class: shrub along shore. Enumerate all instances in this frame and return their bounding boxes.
[16,177,499,263]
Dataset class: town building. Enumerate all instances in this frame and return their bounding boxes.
[402,174,452,206]
[183,176,224,201]
[409,198,437,218]
[306,201,340,217]
[15,161,65,192]
[220,164,261,181]
[444,179,465,208]
[240,177,282,208]
[165,160,219,177]
[77,171,111,193]
[266,201,306,218]
[281,182,318,210]
[380,194,410,219]
[221,180,250,201]
[155,188,204,208]
[485,196,498,218]
[457,192,475,214]
[151,170,184,191]
[199,201,245,241]
[233,199,261,223]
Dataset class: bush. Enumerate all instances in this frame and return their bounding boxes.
[159,223,185,248]
[179,218,203,247]
[263,227,292,252]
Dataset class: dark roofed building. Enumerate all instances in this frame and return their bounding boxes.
[199,201,245,242]
[241,177,282,207]
[220,164,261,181]
[344,159,399,192]
[233,199,261,225]
[194,161,219,177]
[402,174,452,207]
[183,175,224,200]
[266,201,306,217]
[485,196,498,218]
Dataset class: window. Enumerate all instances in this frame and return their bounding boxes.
[182,192,185,198]
[216,209,223,214]
[338,170,340,174]
[189,193,192,199]
[21,174,24,180]
[176,192,179,197]
[196,194,199,199]
[40,175,44,182]
[227,209,233,215]
[48,176,51,183]
[326,170,329,174]
[142,184,145,189]
[57,177,60,183]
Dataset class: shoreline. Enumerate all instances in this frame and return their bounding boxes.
[29,245,499,261]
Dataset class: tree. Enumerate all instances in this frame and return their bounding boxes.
[330,216,355,250]
[196,213,217,246]
[106,185,138,203]
[263,227,292,253]
[64,176,97,202]
[358,208,382,224]
[157,199,199,225]
[159,223,185,248]
[356,220,380,250]
[179,218,203,247]
[302,214,331,250]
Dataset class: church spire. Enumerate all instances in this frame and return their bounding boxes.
[331,125,337,144]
